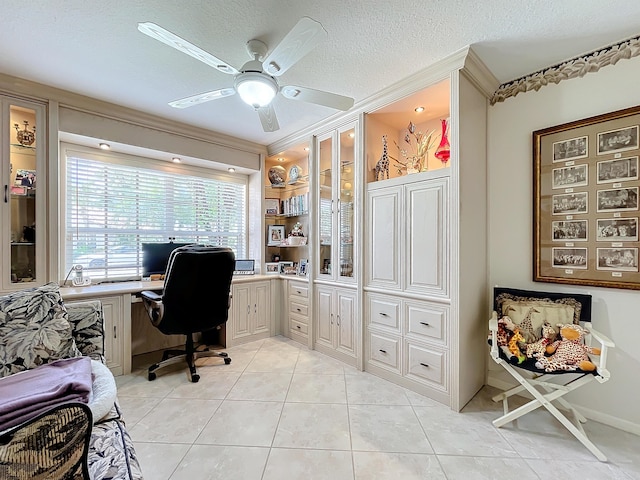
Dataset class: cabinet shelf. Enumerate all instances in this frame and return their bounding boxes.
[266,211,308,218]
[11,242,35,246]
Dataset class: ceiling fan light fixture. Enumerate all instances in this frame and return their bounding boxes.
[235,72,278,108]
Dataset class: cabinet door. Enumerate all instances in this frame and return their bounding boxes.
[100,296,124,376]
[317,132,334,278]
[252,281,270,335]
[1,98,46,290]
[315,286,334,349]
[337,125,356,282]
[405,178,448,296]
[231,284,251,339]
[335,288,356,357]
[367,186,401,289]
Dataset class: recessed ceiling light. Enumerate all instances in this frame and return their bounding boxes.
[304,147,309,151]
[228,167,236,173]
[172,157,181,163]
[278,157,285,162]
[415,106,425,113]
[99,143,110,150]
[349,132,355,138]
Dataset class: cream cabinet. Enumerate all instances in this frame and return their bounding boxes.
[367,175,448,297]
[100,295,126,376]
[228,280,271,346]
[1,96,47,291]
[286,279,310,346]
[315,284,357,365]
[364,58,492,411]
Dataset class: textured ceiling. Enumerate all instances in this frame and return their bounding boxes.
[1,1,640,148]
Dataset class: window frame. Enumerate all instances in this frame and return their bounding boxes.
[60,143,248,282]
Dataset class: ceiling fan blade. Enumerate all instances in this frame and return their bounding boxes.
[257,104,280,132]
[138,22,238,75]
[169,88,236,109]
[281,85,354,111]
[262,17,327,76]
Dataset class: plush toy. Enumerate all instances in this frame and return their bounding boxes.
[494,316,526,364]
[535,323,601,372]
[525,321,557,359]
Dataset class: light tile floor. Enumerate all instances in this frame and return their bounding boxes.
[116,336,640,480]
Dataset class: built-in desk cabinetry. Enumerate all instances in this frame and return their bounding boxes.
[228,280,272,347]
[95,296,126,376]
[286,279,310,346]
[315,284,357,365]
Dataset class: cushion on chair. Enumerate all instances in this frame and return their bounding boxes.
[501,299,575,340]
[0,282,81,378]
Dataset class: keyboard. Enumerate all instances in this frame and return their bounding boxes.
[233,270,255,275]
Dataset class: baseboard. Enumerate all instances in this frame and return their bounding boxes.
[486,377,640,436]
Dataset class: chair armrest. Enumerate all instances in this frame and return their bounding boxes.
[140,290,162,303]
[586,326,615,348]
[489,311,499,360]
[582,322,615,382]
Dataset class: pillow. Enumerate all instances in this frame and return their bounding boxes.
[501,299,575,341]
[0,282,81,378]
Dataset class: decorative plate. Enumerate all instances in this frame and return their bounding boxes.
[268,165,286,185]
[288,164,301,183]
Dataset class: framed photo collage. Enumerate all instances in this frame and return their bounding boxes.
[534,105,640,290]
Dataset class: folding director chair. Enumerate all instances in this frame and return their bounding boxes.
[488,287,615,462]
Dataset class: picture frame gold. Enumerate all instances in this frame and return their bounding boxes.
[534,104,640,290]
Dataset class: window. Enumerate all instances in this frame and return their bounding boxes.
[63,145,247,280]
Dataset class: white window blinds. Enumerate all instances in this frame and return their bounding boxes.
[64,147,246,280]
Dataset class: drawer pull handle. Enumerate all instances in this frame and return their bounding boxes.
[296,325,301,329]
[296,308,301,312]
[420,362,429,368]
[296,290,301,294]
[420,322,430,326]
[379,312,389,317]
[379,349,387,354]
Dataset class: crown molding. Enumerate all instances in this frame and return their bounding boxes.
[490,34,640,105]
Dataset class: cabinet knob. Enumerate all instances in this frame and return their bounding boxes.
[420,362,429,368]
[296,308,301,312]
[420,322,430,326]
[379,349,387,354]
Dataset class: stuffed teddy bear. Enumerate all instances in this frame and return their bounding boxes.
[535,323,601,372]
[525,321,557,359]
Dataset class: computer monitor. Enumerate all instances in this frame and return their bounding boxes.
[142,242,192,277]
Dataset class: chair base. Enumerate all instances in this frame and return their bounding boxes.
[148,336,231,383]
[492,359,607,462]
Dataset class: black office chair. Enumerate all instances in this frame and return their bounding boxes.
[140,245,235,382]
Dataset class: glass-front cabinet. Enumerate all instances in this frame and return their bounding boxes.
[1,96,46,290]
[317,122,357,283]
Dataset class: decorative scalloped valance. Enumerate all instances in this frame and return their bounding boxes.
[490,34,640,105]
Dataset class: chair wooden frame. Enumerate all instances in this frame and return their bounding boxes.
[488,293,615,462]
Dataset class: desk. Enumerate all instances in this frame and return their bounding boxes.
[60,275,276,375]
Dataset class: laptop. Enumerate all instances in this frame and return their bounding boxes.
[234,259,255,275]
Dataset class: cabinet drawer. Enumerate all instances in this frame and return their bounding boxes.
[290,284,309,300]
[368,295,400,330]
[289,301,308,317]
[405,303,446,342]
[290,317,308,335]
[405,341,445,387]
[368,331,400,372]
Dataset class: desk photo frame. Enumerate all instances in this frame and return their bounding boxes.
[534,104,640,290]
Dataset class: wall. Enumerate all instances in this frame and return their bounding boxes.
[488,55,640,433]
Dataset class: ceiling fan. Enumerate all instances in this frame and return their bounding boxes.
[138,17,354,132]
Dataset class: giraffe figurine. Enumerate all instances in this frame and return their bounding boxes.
[507,329,527,364]
[374,135,390,181]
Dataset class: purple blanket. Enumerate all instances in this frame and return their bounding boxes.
[0,356,93,432]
